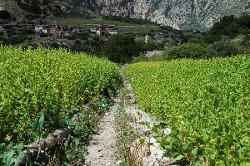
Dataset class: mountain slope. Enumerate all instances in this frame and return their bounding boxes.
[81,0,250,30]
[0,0,28,19]
[1,0,249,30]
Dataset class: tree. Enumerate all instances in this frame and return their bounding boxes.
[102,35,140,63]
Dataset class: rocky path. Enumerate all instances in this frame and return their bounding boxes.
[84,98,120,166]
[84,68,173,166]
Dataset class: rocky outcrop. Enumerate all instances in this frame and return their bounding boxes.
[0,0,249,30]
[0,0,27,19]
[0,0,93,19]
[80,0,250,30]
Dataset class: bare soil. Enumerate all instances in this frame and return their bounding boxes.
[84,99,120,166]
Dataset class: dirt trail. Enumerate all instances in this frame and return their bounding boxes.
[84,98,120,166]
[84,65,172,166]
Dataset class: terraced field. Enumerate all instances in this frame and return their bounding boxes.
[125,56,250,165]
[0,46,120,165]
[1,45,249,165]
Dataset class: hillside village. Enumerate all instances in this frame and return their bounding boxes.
[0,5,187,52]
[0,11,122,38]
[34,24,120,39]
[0,7,126,49]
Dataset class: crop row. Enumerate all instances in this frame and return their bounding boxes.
[0,46,120,144]
[125,56,250,165]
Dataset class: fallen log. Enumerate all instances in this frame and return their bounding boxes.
[19,128,71,165]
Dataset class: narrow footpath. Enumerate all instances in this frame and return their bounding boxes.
[84,67,173,166]
[84,97,121,166]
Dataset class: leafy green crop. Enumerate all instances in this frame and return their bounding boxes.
[125,56,250,165]
[0,46,119,144]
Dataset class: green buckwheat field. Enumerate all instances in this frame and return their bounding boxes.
[0,44,249,165]
[125,56,250,165]
[1,3,250,164]
[0,46,120,165]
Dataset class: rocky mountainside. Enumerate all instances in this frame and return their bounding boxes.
[80,0,250,30]
[0,0,28,19]
[1,0,250,30]
[0,0,94,19]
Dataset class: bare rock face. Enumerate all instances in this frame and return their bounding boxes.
[0,0,27,19]
[0,0,249,30]
[81,0,250,30]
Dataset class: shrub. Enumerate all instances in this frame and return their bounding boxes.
[163,43,217,60]
[132,53,147,63]
[242,35,250,46]
[138,40,164,51]
[210,40,239,57]
[202,13,250,43]
[71,39,104,56]
[102,34,142,63]
[71,36,163,63]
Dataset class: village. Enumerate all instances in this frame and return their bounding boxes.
[34,23,121,39]
[0,14,122,38]
[0,6,125,48]
[0,6,184,53]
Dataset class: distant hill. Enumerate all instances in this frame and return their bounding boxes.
[0,0,94,19]
[0,0,28,19]
[1,0,249,30]
[79,0,250,30]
